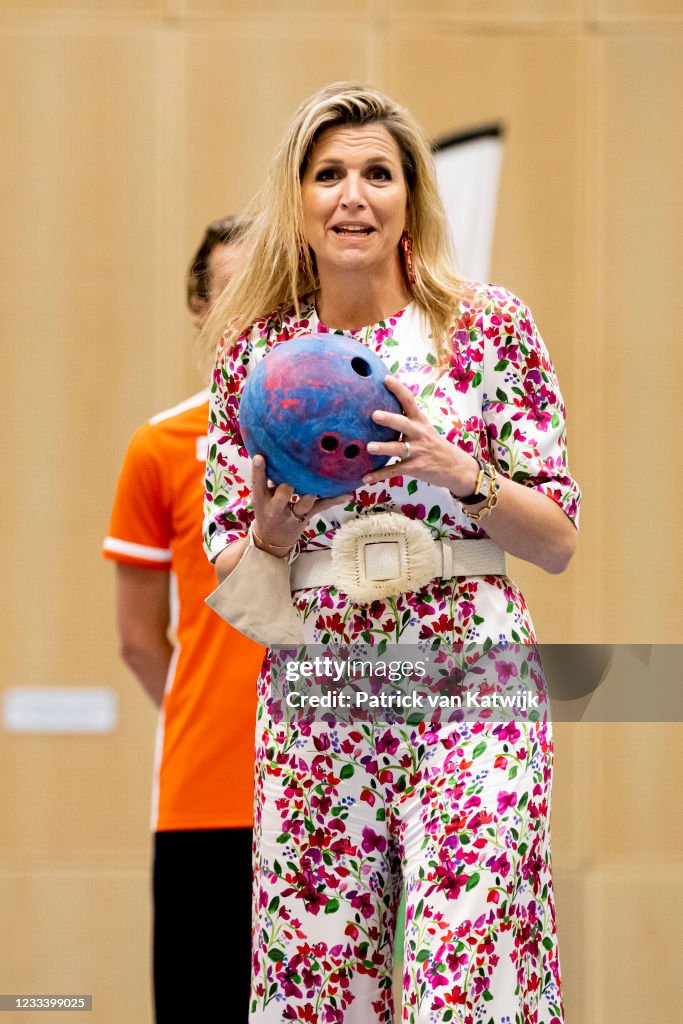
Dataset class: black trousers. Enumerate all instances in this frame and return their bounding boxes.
[153,828,253,1023]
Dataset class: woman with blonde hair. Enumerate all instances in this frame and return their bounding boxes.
[204,82,579,1023]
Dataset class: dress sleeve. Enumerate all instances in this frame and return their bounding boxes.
[102,423,173,568]
[203,330,254,561]
[481,288,581,528]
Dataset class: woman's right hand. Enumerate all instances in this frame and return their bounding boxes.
[213,456,349,584]
[251,454,350,557]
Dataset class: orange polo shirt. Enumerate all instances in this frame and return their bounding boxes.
[103,389,263,830]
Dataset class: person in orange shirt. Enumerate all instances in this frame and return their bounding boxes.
[103,216,263,1022]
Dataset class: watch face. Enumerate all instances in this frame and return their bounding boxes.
[476,469,491,497]
[459,462,491,505]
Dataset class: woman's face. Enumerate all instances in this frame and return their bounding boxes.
[301,123,408,279]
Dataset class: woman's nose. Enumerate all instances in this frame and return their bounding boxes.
[339,173,366,208]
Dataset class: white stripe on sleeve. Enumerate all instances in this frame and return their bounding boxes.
[103,536,172,562]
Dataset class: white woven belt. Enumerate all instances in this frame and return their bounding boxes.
[289,511,507,605]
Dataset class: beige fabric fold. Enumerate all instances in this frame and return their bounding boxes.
[205,541,304,647]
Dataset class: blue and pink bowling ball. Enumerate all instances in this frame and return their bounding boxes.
[239,334,402,497]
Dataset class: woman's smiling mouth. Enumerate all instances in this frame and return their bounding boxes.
[331,222,375,236]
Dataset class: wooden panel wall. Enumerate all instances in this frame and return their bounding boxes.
[1,2,680,1022]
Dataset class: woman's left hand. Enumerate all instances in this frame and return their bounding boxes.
[362,375,479,497]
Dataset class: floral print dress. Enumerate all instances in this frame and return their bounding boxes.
[204,283,580,1024]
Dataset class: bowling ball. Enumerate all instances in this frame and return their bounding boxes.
[239,334,402,497]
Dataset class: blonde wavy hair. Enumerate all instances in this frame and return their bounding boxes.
[201,82,468,366]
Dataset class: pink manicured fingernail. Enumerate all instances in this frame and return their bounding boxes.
[253,455,264,467]
[373,410,385,421]
[367,442,379,453]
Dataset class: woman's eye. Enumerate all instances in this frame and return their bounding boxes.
[316,167,339,182]
[368,166,391,181]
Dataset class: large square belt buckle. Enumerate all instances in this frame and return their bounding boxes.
[330,512,439,604]
[363,540,402,582]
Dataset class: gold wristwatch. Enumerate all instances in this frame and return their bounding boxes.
[458,456,492,504]
[455,456,500,520]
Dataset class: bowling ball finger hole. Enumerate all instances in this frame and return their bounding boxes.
[321,435,339,451]
[343,444,360,459]
[351,357,371,377]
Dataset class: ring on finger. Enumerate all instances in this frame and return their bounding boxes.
[288,502,308,523]
[400,440,412,461]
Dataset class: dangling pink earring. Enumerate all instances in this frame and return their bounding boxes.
[400,230,416,286]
